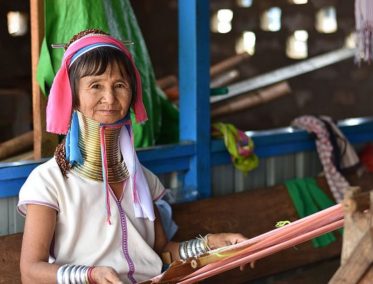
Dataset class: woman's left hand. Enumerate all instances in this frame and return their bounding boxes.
[206,233,249,271]
[206,233,247,250]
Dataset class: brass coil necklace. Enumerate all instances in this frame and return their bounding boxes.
[73,111,129,183]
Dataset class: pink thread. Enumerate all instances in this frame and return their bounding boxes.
[129,125,140,204]
[100,126,112,225]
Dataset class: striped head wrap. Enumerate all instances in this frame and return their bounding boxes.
[46,34,148,135]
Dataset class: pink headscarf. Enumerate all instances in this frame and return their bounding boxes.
[46,34,148,134]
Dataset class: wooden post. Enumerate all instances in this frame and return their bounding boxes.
[329,188,373,283]
[30,0,57,159]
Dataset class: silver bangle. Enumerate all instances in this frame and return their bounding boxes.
[81,266,89,284]
[186,240,193,258]
[75,266,85,284]
[70,265,80,284]
[183,241,189,259]
[191,239,198,257]
[56,264,90,284]
[179,241,187,260]
[57,264,68,284]
[179,235,210,260]
[196,239,204,254]
[179,235,211,260]
[64,264,74,283]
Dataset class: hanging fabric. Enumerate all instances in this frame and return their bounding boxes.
[355,0,373,63]
[291,115,357,203]
[212,122,259,174]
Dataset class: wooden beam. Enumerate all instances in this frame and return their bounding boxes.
[211,48,355,104]
[329,229,373,284]
[341,189,371,265]
[211,81,291,118]
[329,189,373,284]
[0,131,33,161]
[30,0,57,159]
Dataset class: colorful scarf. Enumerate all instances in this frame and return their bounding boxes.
[212,122,259,174]
[47,34,148,135]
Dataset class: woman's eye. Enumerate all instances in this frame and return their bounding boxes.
[115,83,126,89]
[91,84,100,89]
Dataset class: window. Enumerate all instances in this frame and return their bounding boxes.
[211,9,234,34]
[237,0,253,8]
[236,31,256,55]
[7,11,28,36]
[288,0,308,4]
[345,32,356,49]
[316,7,337,33]
[286,30,308,59]
[260,7,282,32]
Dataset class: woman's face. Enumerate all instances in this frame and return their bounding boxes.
[77,62,132,124]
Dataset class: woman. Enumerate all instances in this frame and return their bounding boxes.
[18,30,245,284]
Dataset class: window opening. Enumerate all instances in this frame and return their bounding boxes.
[236,31,256,55]
[286,30,308,59]
[211,9,234,34]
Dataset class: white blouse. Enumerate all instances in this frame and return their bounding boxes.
[18,158,165,283]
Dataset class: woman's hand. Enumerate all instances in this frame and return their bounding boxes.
[207,233,249,271]
[206,233,247,250]
[91,266,124,284]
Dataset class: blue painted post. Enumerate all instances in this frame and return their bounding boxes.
[178,0,211,198]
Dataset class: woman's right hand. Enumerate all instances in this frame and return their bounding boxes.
[91,266,123,284]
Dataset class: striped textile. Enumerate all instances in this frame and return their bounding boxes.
[355,0,373,63]
[292,116,350,202]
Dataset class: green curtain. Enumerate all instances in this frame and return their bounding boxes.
[37,0,178,147]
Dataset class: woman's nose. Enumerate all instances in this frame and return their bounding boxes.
[102,88,116,104]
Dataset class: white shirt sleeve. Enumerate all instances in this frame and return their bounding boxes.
[17,159,60,216]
